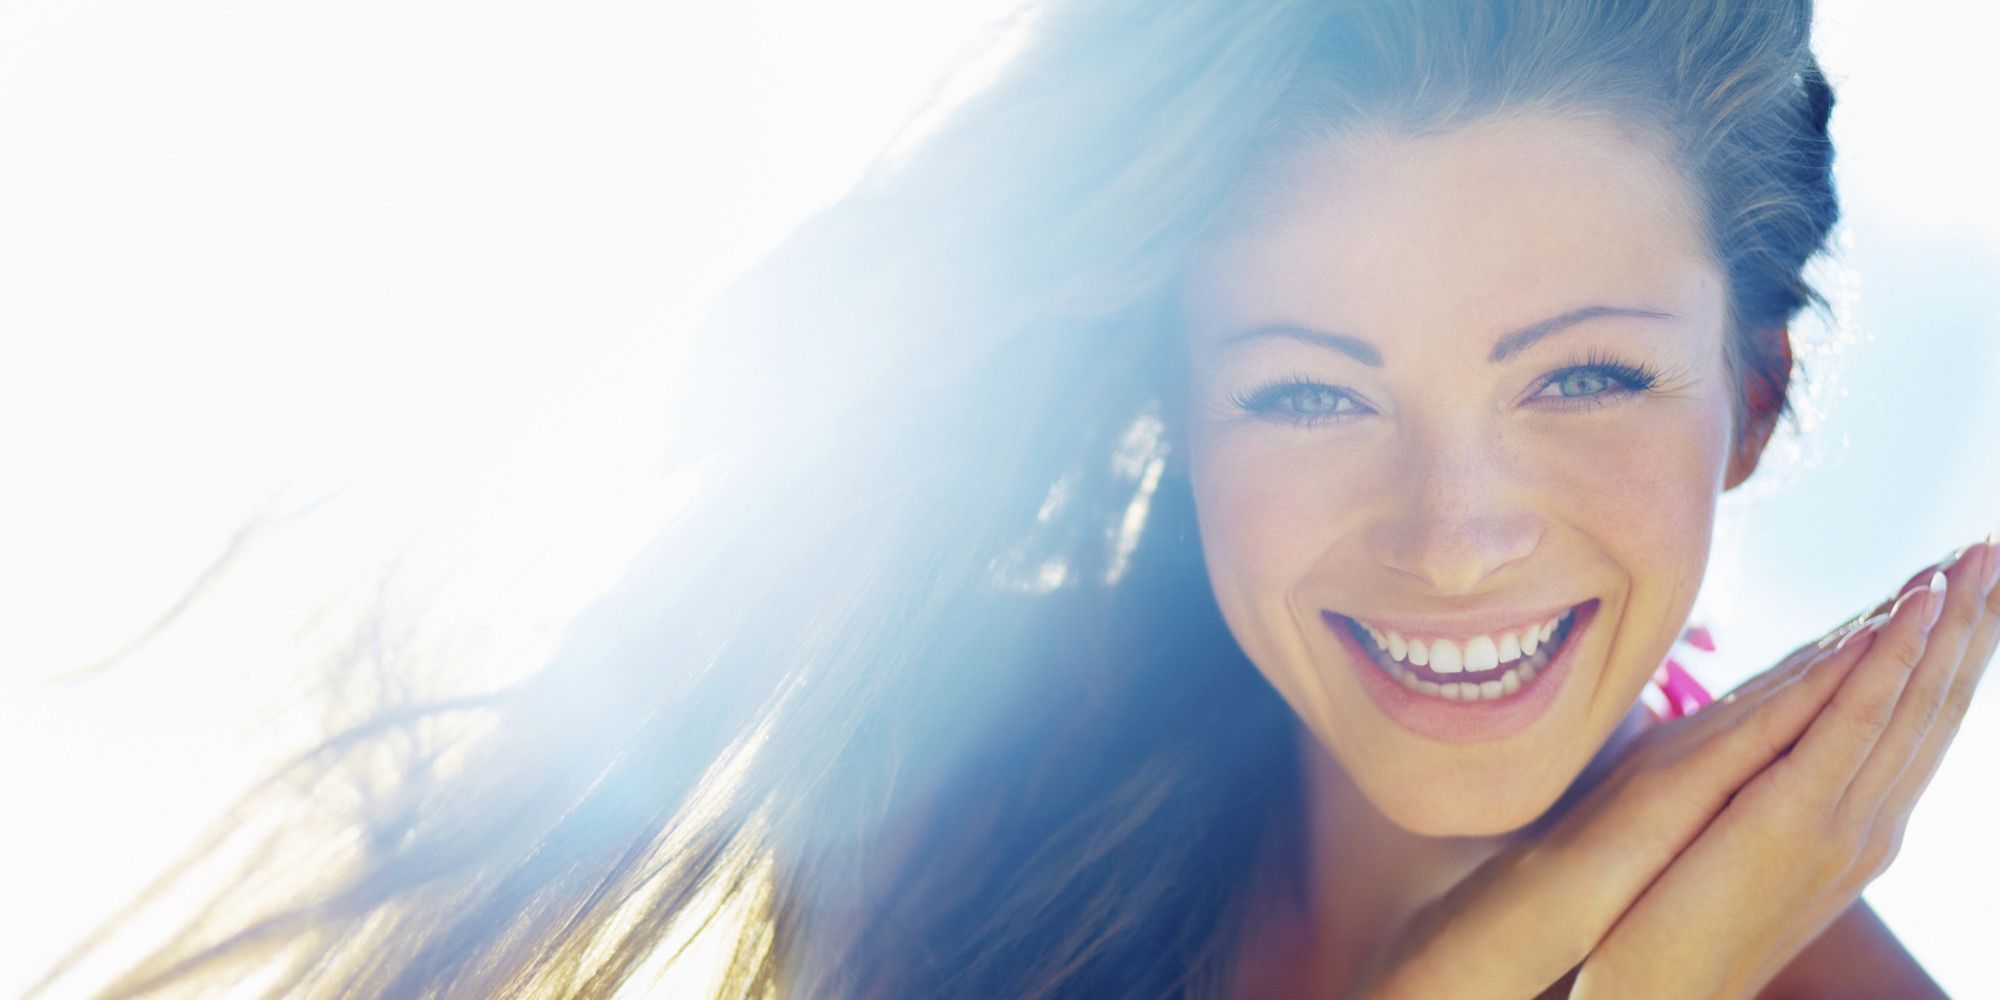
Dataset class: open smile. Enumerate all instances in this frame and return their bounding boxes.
[1342,606,1581,701]
[1320,599,1601,743]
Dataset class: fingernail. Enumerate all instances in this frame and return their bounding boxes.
[1984,534,2000,593]
[1819,618,1861,649]
[1925,570,1948,627]
[1902,552,1957,597]
[1891,582,1926,617]
[1837,613,1890,650]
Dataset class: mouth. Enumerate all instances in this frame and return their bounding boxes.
[1320,599,1600,743]
[1339,605,1582,701]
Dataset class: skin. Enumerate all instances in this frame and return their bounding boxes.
[1177,109,1992,997]
[1182,109,1735,837]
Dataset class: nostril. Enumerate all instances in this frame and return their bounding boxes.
[1365,513,1544,594]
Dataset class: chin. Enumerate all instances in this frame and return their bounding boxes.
[1366,770,1569,839]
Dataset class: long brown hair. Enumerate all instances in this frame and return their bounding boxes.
[46,1,1838,996]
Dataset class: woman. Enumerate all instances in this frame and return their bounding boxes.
[57,0,1995,997]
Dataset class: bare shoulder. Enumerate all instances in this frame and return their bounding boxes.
[1755,900,1948,1000]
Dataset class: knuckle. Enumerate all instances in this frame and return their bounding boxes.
[1904,678,1949,728]
[1946,598,1982,635]
[1857,827,1902,876]
[1843,702,1893,745]
[1757,788,1821,835]
[1888,636,1927,673]
[1832,824,1872,872]
[1801,828,1855,879]
[1938,693,1973,734]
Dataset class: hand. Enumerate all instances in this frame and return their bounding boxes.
[1570,535,2000,999]
[1340,538,1999,1000]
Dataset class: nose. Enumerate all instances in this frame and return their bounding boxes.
[1364,434,1544,594]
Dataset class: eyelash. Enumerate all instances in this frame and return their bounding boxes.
[1230,350,1667,427]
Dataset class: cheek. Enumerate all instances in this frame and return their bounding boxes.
[1188,432,1359,593]
[1185,430,1365,683]
[1538,400,1732,639]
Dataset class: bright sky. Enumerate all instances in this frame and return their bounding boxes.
[1,2,1994,996]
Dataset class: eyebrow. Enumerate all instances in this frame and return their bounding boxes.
[1219,305,1680,366]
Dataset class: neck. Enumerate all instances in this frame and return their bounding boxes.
[1233,703,1655,996]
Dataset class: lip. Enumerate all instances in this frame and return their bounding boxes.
[1322,599,1599,744]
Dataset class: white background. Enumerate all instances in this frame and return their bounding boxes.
[1,2,1994,996]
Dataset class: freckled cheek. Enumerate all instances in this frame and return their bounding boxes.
[1189,436,1366,602]
[1536,415,1726,607]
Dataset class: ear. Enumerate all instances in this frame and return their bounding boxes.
[1722,325,1793,491]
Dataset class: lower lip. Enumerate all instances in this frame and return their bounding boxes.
[1324,600,1597,744]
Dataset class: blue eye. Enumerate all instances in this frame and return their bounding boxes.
[1557,369,1612,396]
[1231,377,1368,426]
[1530,357,1663,409]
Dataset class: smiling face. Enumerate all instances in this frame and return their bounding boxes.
[1180,109,1761,836]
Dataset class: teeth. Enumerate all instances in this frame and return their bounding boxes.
[1352,606,1581,703]
[1360,608,1572,670]
[1373,656,1543,703]
[1464,635,1499,671]
[1430,639,1464,674]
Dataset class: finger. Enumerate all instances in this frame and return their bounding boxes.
[1564,622,1882,870]
[1695,551,1957,724]
[1837,538,1995,819]
[1645,545,1969,792]
[1775,568,1946,804]
[1883,531,2000,814]
[1419,625,1893,997]
[1716,622,1863,712]
[1817,546,1969,652]
[1665,622,1853,738]
[1653,611,1881,755]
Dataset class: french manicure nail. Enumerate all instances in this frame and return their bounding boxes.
[1925,570,1948,627]
[1984,534,2000,592]
[1891,583,1926,617]
[1836,614,1888,650]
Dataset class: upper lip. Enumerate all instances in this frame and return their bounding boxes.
[1325,599,1593,641]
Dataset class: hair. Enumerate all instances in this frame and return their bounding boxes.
[47,1,1838,997]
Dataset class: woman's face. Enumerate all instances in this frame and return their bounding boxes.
[1180,110,1758,836]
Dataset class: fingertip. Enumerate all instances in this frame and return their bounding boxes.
[1888,582,1927,620]
[1834,614,1887,653]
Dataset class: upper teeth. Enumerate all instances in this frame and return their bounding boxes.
[1359,611,1569,675]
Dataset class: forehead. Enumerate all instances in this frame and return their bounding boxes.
[1181,109,1722,354]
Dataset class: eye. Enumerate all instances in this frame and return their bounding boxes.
[1527,354,1664,410]
[1231,376,1370,427]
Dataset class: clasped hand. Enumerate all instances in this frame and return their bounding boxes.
[1345,534,2000,1000]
